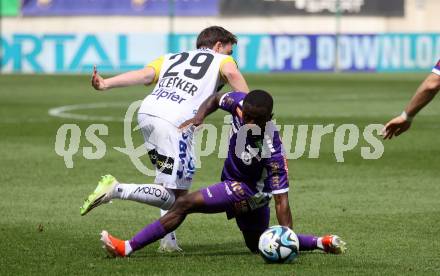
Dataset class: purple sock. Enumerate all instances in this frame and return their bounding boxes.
[297,234,318,251]
[129,220,167,251]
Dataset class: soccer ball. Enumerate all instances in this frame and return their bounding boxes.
[258,225,299,263]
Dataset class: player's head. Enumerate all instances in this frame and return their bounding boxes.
[242,90,274,129]
[196,26,237,55]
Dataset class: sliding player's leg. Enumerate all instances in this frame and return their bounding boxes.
[101,189,213,257]
[100,180,257,257]
[158,189,188,252]
[297,234,347,254]
[235,205,270,253]
[235,206,347,254]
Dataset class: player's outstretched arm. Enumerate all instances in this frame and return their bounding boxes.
[383,73,440,139]
[178,93,223,129]
[273,193,293,229]
[221,62,249,92]
[91,65,156,91]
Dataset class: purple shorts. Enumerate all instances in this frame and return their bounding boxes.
[200,180,270,232]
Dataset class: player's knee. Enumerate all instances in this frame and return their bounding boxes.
[426,77,440,91]
[172,189,189,199]
[162,188,188,210]
[172,195,193,214]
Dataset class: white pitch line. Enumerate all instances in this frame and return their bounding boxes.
[48,102,129,122]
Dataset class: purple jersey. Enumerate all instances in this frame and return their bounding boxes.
[218,92,289,195]
[433,59,440,75]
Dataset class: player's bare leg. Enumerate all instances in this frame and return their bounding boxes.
[158,189,188,253]
[100,191,209,257]
[80,175,186,252]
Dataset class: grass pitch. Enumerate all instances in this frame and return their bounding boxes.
[0,73,439,275]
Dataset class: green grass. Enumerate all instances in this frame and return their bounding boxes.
[1,73,439,275]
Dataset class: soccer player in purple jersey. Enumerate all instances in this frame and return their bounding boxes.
[99,90,347,257]
[383,59,440,139]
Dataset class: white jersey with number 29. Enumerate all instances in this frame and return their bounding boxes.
[139,48,233,127]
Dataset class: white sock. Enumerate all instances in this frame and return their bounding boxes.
[317,237,324,250]
[125,241,133,256]
[112,183,175,210]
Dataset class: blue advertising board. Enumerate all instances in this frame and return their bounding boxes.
[172,33,440,72]
[1,33,165,73]
[1,33,439,73]
[21,0,219,16]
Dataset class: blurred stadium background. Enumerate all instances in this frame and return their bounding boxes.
[1,0,439,74]
[1,1,440,275]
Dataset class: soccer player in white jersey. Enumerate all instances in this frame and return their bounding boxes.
[383,59,440,139]
[80,26,249,252]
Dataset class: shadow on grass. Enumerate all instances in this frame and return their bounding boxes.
[130,241,250,259]
[122,242,326,260]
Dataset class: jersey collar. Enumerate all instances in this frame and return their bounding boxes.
[198,47,215,54]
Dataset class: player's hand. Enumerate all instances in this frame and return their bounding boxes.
[178,116,204,131]
[382,115,412,139]
[91,65,108,91]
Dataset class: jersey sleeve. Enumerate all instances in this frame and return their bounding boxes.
[264,130,289,194]
[432,59,440,75]
[146,56,164,84]
[219,55,237,79]
[218,91,246,116]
